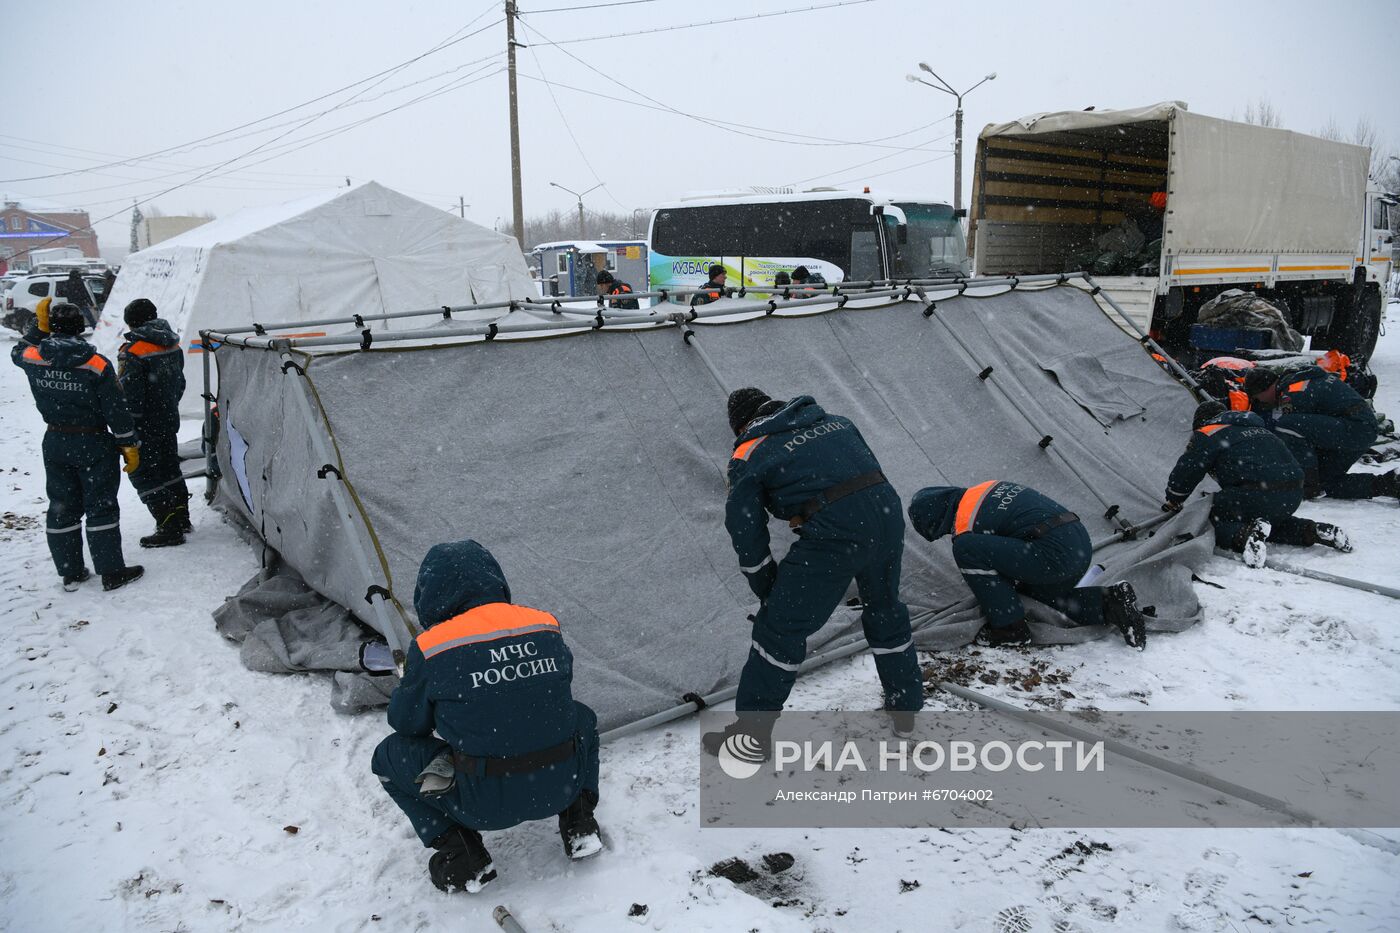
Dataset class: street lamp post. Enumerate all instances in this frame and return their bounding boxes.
[905,65,996,212]
[550,181,604,241]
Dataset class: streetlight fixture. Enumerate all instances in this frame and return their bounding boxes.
[905,65,997,212]
[550,181,604,240]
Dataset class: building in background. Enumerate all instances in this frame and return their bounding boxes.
[137,214,214,251]
[0,202,100,272]
[530,240,648,298]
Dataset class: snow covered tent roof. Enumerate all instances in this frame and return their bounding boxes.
[93,181,535,416]
[202,279,1215,732]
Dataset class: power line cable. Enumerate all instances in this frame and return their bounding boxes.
[790,126,955,185]
[0,7,502,184]
[523,38,628,210]
[524,0,874,45]
[829,151,953,187]
[527,0,665,12]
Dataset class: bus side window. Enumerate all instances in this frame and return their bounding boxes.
[849,228,881,281]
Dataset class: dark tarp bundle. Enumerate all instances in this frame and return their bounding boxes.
[210,283,1214,729]
[1197,289,1304,352]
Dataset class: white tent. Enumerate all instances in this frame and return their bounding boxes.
[94,181,535,416]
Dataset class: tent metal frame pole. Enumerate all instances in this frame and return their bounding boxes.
[1212,548,1400,601]
[1077,274,1203,396]
[914,286,1131,530]
[680,324,732,396]
[200,331,216,501]
[275,349,414,665]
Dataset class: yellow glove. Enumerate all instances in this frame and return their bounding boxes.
[35,297,52,333]
[121,446,140,474]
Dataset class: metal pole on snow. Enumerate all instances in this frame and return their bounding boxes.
[200,331,216,501]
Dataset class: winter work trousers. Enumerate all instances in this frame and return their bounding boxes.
[128,428,189,521]
[371,701,600,845]
[1211,485,1314,551]
[42,431,124,577]
[950,522,1104,630]
[1274,413,1377,499]
[737,487,923,713]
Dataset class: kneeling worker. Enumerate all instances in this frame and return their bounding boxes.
[118,299,192,547]
[908,481,1146,649]
[706,388,923,754]
[11,301,144,591]
[1244,366,1398,502]
[1164,400,1350,567]
[371,539,602,894]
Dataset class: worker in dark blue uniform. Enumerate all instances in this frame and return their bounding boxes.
[690,264,728,305]
[11,302,144,591]
[594,270,640,310]
[907,481,1146,649]
[1244,366,1398,501]
[1164,400,1351,568]
[371,539,602,894]
[704,388,923,754]
[117,299,191,548]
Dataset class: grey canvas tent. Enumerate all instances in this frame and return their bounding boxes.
[203,276,1214,732]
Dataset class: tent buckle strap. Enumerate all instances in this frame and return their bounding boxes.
[316,464,342,480]
[365,584,392,605]
[978,366,994,381]
[485,322,498,341]
[442,305,452,320]
[280,360,305,376]
[1038,435,1054,449]
[682,691,708,711]
[359,329,373,351]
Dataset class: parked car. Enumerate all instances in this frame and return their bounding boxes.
[2,272,99,333]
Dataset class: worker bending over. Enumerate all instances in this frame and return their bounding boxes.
[908,481,1146,650]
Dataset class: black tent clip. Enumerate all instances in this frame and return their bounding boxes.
[316,464,342,480]
[280,360,305,376]
[682,691,708,711]
[353,314,365,328]
[682,327,696,345]
[594,309,605,329]
[978,366,994,381]
[442,305,453,320]
[767,300,778,315]
[359,329,373,351]
[1103,504,1121,520]
[922,300,937,317]
[1038,435,1054,449]
[837,294,849,308]
[253,323,266,336]
[485,322,498,341]
[365,584,392,605]
[1089,285,1102,295]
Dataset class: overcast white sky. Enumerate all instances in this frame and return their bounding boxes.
[4,0,1397,252]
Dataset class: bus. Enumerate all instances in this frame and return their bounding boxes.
[646,188,968,298]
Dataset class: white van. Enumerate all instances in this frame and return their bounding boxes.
[1,272,99,333]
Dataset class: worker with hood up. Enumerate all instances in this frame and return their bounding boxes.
[907,481,1146,649]
[371,539,602,894]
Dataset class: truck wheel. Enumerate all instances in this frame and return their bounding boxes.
[1324,283,1382,364]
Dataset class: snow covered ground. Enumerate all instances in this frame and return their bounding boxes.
[2,308,1398,932]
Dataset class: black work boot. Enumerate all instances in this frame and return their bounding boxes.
[140,525,186,548]
[974,617,1032,648]
[428,826,496,893]
[558,789,603,860]
[141,501,188,548]
[1237,519,1271,569]
[102,566,145,592]
[170,502,193,534]
[1313,523,1353,552]
[702,713,776,761]
[62,567,91,592]
[1103,582,1147,650]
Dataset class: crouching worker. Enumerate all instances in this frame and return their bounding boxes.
[704,388,924,756]
[118,299,192,547]
[908,482,1146,650]
[1165,400,1350,568]
[1244,366,1397,502]
[371,540,602,894]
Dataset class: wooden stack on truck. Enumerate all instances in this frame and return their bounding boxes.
[969,101,1392,363]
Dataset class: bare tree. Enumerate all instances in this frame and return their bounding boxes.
[1315,116,1398,189]
[1242,97,1284,128]
[520,207,641,249]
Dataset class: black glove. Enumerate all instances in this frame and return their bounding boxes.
[744,560,777,602]
[1161,500,1183,513]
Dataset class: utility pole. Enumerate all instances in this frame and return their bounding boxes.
[906,65,997,212]
[550,181,603,241]
[506,1,525,246]
[459,196,466,219]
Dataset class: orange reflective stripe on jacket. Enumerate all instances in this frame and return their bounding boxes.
[1286,380,1308,394]
[126,340,178,357]
[954,480,998,535]
[1197,424,1229,436]
[1228,390,1250,411]
[416,602,560,659]
[21,346,47,364]
[80,354,108,374]
[733,436,766,461]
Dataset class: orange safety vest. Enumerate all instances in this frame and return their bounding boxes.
[1319,349,1350,381]
[415,602,560,660]
[953,480,999,535]
[1227,389,1250,411]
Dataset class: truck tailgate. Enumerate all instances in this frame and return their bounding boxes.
[1088,276,1156,336]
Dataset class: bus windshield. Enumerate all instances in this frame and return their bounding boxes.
[894,202,969,277]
